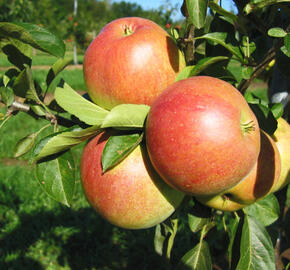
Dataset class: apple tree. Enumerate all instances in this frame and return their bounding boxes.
[0,0,289,269]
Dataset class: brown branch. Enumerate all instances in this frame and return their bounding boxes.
[238,28,288,94]
[8,101,30,113]
[7,101,76,128]
[179,0,196,65]
[184,25,196,65]
[238,48,276,93]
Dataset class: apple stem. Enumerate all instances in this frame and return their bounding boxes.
[241,120,256,134]
[123,25,133,36]
[223,193,232,200]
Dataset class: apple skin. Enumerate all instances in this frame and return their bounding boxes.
[83,17,186,110]
[146,76,261,196]
[80,132,185,230]
[271,117,290,192]
[196,130,281,211]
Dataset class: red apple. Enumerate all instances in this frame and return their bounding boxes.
[80,132,185,229]
[271,117,290,192]
[146,76,261,196]
[83,17,186,110]
[196,130,281,211]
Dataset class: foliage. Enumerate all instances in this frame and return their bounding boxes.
[0,0,178,50]
[0,0,289,269]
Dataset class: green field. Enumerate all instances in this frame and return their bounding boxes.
[0,51,84,67]
[0,53,86,92]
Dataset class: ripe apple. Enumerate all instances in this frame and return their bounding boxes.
[195,130,281,211]
[80,132,185,230]
[146,76,261,196]
[271,117,290,192]
[83,17,186,110]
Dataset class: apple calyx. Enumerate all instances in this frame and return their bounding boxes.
[241,120,256,134]
[123,24,134,36]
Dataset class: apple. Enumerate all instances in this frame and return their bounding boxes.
[146,76,261,196]
[271,117,290,192]
[195,130,281,211]
[83,17,186,110]
[80,132,185,230]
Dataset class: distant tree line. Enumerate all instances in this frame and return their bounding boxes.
[0,0,179,50]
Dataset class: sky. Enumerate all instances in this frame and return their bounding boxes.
[112,0,237,20]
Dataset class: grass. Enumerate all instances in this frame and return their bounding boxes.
[0,65,85,92]
[32,69,86,92]
[0,52,84,67]
[0,51,86,91]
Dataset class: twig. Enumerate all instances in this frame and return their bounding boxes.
[7,100,76,128]
[238,47,276,93]
[179,0,196,65]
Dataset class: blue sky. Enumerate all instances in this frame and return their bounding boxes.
[112,0,237,20]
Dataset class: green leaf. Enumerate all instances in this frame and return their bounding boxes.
[35,150,75,206]
[241,37,256,58]
[176,66,195,81]
[176,56,229,81]
[3,68,19,87]
[0,35,32,59]
[281,45,290,58]
[32,125,101,162]
[154,217,179,259]
[270,103,284,119]
[0,22,65,58]
[228,215,241,269]
[46,58,73,87]
[192,56,229,76]
[245,88,269,105]
[14,133,38,158]
[209,2,238,23]
[24,66,41,101]
[176,241,212,270]
[0,114,12,129]
[236,214,275,270]
[1,42,32,69]
[164,218,179,259]
[242,66,254,80]
[196,32,243,62]
[101,104,150,129]
[268,27,287,38]
[284,33,290,52]
[170,27,180,41]
[188,214,211,233]
[249,103,277,135]
[244,194,280,227]
[101,133,143,172]
[12,66,40,101]
[154,224,166,257]
[203,60,236,82]
[55,83,109,126]
[286,184,290,207]
[186,0,209,29]
[12,68,30,98]
[0,86,14,106]
[30,105,46,116]
[244,0,289,14]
